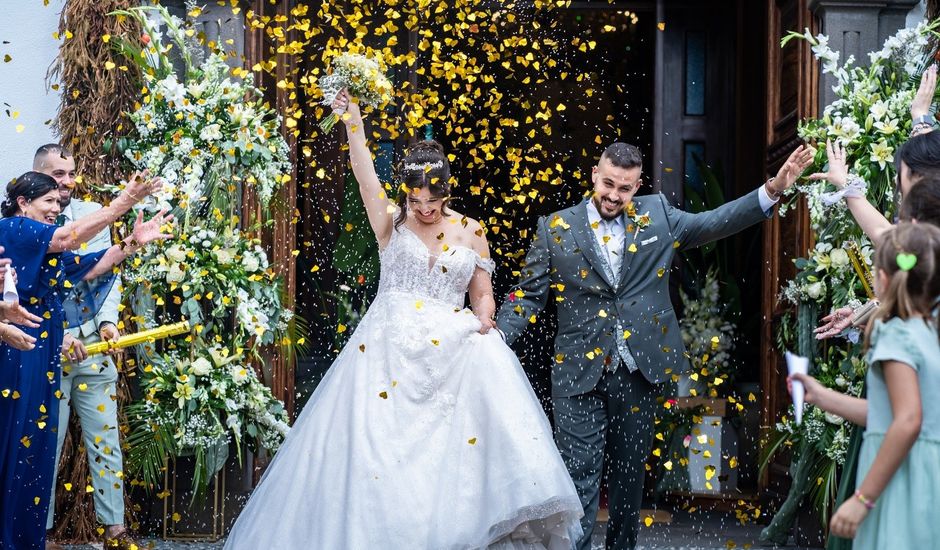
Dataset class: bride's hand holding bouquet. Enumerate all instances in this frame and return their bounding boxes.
[317,53,392,133]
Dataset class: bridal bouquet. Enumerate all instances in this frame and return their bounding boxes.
[316,52,393,132]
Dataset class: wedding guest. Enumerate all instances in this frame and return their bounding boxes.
[790,223,940,548]
[0,171,171,550]
[33,144,136,550]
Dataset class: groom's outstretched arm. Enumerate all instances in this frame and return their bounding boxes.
[663,187,770,251]
[496,215,552,345]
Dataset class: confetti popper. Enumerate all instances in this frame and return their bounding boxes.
[74,321,190,358]
[785,351,809,425]
[845,241,875,299]
[3,268,17,303]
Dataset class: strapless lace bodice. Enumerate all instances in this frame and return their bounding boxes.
[377,226,495,308]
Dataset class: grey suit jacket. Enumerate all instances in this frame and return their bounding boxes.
[66,199,121,339]
[496,189,769,398]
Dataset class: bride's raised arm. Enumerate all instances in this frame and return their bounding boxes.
[335,90,394,246]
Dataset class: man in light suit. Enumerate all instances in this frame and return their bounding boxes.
[496,142,813,549]
[35,145,138,550]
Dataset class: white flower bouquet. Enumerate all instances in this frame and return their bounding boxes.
[316,52,393,132]
[127,345,290,494]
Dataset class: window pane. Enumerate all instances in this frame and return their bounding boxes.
[685,31,706,116]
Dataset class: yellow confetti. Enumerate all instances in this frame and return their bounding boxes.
[378,391,388,399]
[468,437,477,445]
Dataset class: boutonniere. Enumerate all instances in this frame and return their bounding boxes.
[624,202,652,236]
[624,202,652,253]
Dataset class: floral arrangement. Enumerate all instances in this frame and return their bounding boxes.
[107,5,295,498]
[126,224,288,347]
[762,20,940,535]
[316,52,393,132]
[126,345,290,496]
[678,268,738,397]
[111,6,292,215]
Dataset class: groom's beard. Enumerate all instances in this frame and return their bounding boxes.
[592,195,623,220]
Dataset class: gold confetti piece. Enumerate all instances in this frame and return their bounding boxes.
[86,484,94,493]
[643,516,654,527]
[15,124,24,133]
[598,309,607,318]
[431,339,440,346]
[21,436,30,448]
[657,267,665,278]
[378,391,388,399]
[663,460,673,471]
[64,483,72,491]
[359,344,366,352]
[628,243,638,253]
[172,512,181,522]
[78,383,88,391]
[623,330,632,340]
[705,465,716,480]
[337,324,347,333]
[468,437,477,445]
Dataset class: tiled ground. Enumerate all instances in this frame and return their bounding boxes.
[62,509,824,549]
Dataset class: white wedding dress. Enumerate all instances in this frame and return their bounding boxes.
[225,226,583,549]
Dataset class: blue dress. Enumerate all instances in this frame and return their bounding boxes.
[855,317,940,549]
[0,217,115,549]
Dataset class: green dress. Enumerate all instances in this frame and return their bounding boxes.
[853,317,940,550]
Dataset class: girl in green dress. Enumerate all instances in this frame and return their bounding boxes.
[790,222,940,548]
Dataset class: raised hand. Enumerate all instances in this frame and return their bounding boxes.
[814,305,855,340]
[131,209,175,246]
[0,323,36,351]
[769,145,815,194]
[332,88,362,126]
[124,170,165,202]
[911,64,937,121]
[807,139,849,188]
[0,302,42,328]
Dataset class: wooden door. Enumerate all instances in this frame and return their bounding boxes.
[760,0,817,494]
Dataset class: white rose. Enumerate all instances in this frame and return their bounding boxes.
[242,253,260,273]
[829,248,850,268]
[191,357,212,376]
[213,248,235,265]
[166,263,186,283]
[166,244,187,263]
[805,281,825,299]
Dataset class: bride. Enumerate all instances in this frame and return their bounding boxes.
[224,91,583,549]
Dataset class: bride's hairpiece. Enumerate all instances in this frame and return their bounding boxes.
[403,160,444,172]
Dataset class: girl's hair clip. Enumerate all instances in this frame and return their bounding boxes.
[896,252,918,271]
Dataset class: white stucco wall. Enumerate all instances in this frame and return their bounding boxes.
[0,0,65,185]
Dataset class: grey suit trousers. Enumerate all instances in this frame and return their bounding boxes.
[553,366,659,550]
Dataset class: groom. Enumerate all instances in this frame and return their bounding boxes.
[496,142,812,549]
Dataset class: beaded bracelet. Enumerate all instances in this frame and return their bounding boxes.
[854,490,875,510]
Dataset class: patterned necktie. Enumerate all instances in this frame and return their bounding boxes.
[55,214,67,226]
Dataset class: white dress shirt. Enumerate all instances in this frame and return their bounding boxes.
[586,201,626,278]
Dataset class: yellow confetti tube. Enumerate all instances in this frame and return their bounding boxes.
[77,321,190,357]
[845,241,875,299]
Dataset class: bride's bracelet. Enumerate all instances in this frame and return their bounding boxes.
[820,174,867,207]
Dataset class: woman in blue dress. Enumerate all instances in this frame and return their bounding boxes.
[0,171,172,549]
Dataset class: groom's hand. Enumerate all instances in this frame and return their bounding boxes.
[767,145,815,196]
